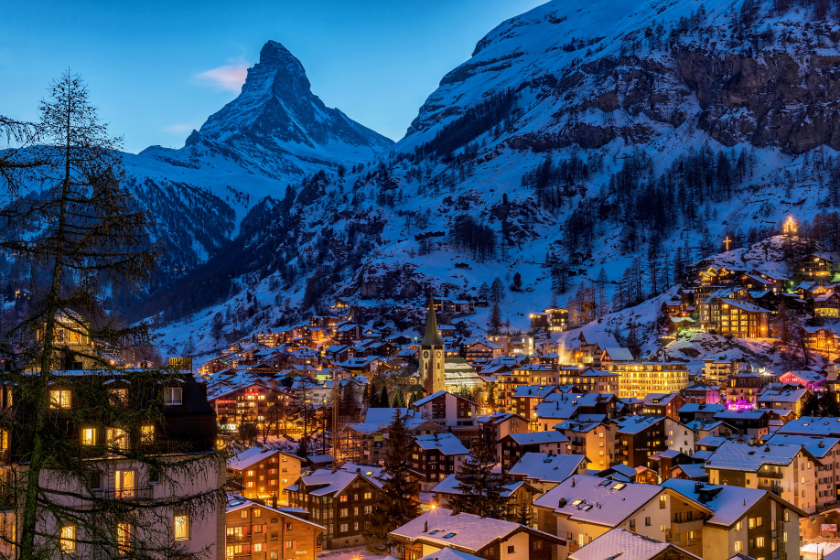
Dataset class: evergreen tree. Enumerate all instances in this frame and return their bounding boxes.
[490,277,506,302]
[392,386,406,408]
[378,386,390,408]
[625,321,641,358]
[339,380,360,421]
[551,260,570,295]
[449,436,511,520]
[595,268,608,318]
[488,302,503,335]
[478,282,491,301]
[363,410,420,552]
[296,433,310,458]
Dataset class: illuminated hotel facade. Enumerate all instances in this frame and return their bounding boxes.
[604,362,690,398]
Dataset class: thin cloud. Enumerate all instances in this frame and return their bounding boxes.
[194,63,249,92]
[162,123,199,134]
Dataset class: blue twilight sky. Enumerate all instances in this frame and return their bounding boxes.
[0,0,545,154]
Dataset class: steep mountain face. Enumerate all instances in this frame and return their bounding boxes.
[137,41,392,183]
[148,0,840,357]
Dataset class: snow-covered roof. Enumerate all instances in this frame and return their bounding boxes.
[670,463,708,479]
[413,390,449,406]
[290,468,381,496]
[508,452,587,483]
[227,446,298,471]
[616,415,664,435]
[662,479,804,526]
[762,434,840,460]
[678,403,725,414]
[596,464,638,479]
[512,385,559,398]
[413,433,469,455]
[757,388,808,404]
[704,442,803,472]
[388,507,559,552]
[533,475,663,526]
[430,473,535,498]
[363,407,412,426]
[505,431,569,446]
[601,348,634,361]
[778,416,840,437]
[418,549,484,560]
[696,435,728,448]
[570,528,701,560]
[642,393,680,406]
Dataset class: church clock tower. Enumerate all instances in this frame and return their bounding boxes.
[419,293,445,395]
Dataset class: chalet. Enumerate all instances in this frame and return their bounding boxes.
[804,326,840,353]
[642,393,685,420]
[499,431,569,472]
[599,347,634,367]
[662,299,684,319]
[208,381,278,433]
[577,332,619,367]
[796,281,827,299]
[728,373,774,404]
[333,356,379,374]
[333,323,362,345]
[389,508,564,560]
[570,528,703,560]
[757,388,809,415]
[702,358,748,385]
[738,272,779,292]
[796,253,834,279]
[225,495,326,560]
[286,468,385,549]
[463,341,503,365]
[228,447,305,505]
[779,370,825,390]
[530,312,550,332]
[813,290,840,318]
[698,265,744,286]
[408,433,469,491]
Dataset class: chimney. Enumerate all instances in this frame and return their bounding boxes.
[571,477,576,487]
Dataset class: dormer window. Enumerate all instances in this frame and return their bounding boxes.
[164,387,182,406]
[50,390,71,409]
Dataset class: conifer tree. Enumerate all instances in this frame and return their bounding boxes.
[392,386,406,408]
[449,435,511,520]
[488,302,503,335]
[363,409,419,552]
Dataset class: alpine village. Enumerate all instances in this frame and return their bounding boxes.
[13,0,840,560]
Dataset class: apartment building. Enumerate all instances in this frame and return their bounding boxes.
[604,363,689,398]
[663,479,804,560]
[533,475,705,560]
[499,431,569,472]
[506,452,589,494]
[642,393,686,420]
[704,442,818,513]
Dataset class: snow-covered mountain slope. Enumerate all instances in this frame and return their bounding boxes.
[145,0,840,357]
[106,41,393,299]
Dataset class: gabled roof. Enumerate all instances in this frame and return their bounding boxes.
[762,433,840,460]
[570,528,702,560]
[508,452,587,483]
[413,433,469,455]
[662,479,806,525]
[643,393,680,406]
[532,475,666,526]
[388,507,563,553]
[431,474,540,498]
[703,442,804,472]
[757,388,808,403]
[601,348,634,361]
[512,385,559,398]
[227,446,300,471]
[289,468,381,496]
[616,415,665,435]
[225,494,327,531]
[678,403,725,414]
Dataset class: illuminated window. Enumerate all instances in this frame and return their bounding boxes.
[82,428,95,446]
[50,390,71,409]
[140,425,154,445]
[60,525,76,552]
[107,428,128,451]
[117,523,131,556]
[109,388,128,405]
[174,514,190,541]
[115,470,135,499]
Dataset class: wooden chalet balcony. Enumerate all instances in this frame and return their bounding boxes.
[759,471,784,480]
[93,487,153,500]
[225,534,252,543]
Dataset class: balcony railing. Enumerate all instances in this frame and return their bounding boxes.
[93,487,153,500]
[760,471,784,479]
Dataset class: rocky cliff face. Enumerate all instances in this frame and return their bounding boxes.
[199,41,392,154]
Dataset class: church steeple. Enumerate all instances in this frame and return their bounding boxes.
[419,290,445,395]
[421,292,444,346]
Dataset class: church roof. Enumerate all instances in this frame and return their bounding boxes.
[421,293,444,346]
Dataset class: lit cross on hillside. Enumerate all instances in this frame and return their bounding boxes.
[723,236,732,251]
